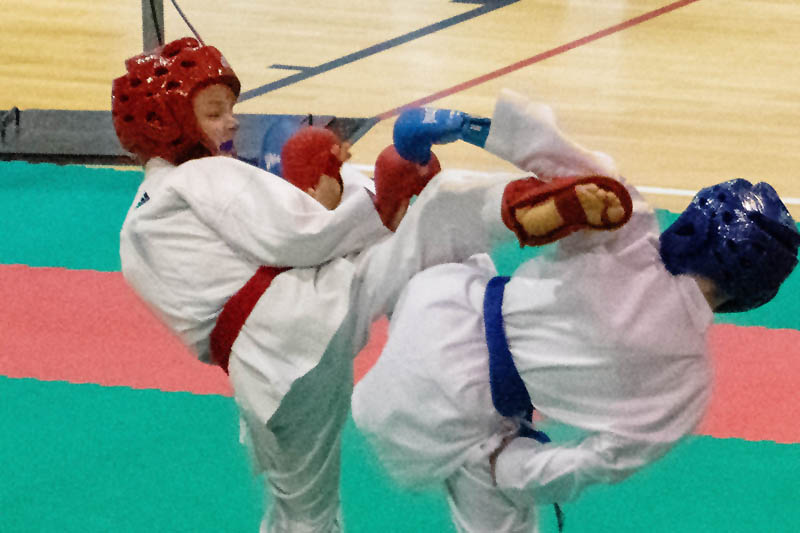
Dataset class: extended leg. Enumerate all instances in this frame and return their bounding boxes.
[230,332,353,533]
[502,176,633,246]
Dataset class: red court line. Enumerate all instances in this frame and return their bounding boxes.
[2,265,798,444]
[376,0,703,120]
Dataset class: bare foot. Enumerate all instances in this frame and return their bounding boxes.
[515,184,625,238]
[575,183,625,226]
[515,198,564,237]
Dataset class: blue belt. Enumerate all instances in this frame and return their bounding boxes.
[484,276,565,531]
[484,276,550,443]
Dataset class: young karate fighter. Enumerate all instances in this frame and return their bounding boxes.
[114,39,633,532]
[112,37,395,533]
[352,89,800,533]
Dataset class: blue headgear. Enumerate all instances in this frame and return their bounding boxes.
[659,179,800,312]
[258,116,308,176]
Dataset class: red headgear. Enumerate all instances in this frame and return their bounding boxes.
[111,37,241,164]
[373,144,441,227]
[281,127,344,191]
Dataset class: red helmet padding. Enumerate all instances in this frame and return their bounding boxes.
[111,37,241,164]
[373,144,441,225]
[281,127,344,191]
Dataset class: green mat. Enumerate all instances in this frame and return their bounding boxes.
[1,377,798,532]
[0,161,141,272]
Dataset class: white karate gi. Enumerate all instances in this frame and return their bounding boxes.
[120,154,521,532]
[352,91,715,533]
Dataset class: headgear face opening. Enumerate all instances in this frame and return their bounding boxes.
[111,37,241,164]
[659,179,800,312]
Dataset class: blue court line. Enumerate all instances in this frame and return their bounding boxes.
[238,0,519,102]
[270,64,312,72]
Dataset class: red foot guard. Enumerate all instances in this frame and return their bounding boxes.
[502,176,633,246]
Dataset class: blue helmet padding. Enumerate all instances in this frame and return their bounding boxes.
[258,116,309,176]
[660,179,800,312]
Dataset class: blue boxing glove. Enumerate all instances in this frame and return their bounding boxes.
[393,107,492,164]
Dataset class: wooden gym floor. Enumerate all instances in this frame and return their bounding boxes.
[2,0,799,214]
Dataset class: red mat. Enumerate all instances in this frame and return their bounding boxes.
[2,265,798,444]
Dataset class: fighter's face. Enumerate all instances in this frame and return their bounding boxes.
[193,84,239,156]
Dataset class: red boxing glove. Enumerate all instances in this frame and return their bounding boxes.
[373,144,441,230]
[281,126,344,191]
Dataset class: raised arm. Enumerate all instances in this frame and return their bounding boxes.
[176,156,389,267]
[492,431,674,504]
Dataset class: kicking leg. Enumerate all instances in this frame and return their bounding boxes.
[502,176,633,247]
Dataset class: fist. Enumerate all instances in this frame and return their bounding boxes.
[392,107,466,164]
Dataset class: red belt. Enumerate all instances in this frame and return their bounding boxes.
[209,265,289,373]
